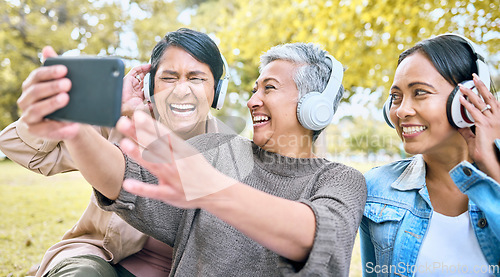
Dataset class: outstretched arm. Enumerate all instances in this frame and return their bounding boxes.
[116,111,315,261]
[115,111,366,266]
[0,45,151,177]
[18,71,125,199]
[13,46,130,199]
[61,125,125,199]
[0,119,116,176]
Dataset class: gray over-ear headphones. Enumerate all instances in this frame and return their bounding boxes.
[383,33,490,129]
[143,53,230,110]
[296,54,344,131]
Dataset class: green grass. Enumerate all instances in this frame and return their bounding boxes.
[0,159,375,277]
[0,160,92,277]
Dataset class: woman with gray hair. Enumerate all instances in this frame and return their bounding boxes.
[28,42,366,276]
[259,43,345,143]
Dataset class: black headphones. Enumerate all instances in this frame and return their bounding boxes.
[143,53,230,110]
[383,33,491,129]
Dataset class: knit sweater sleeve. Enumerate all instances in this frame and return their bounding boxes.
[279,163,367,277]
[94,151,185,247]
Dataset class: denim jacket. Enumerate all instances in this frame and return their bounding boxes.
[360,151,500,277]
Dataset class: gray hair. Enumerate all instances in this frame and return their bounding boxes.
[259,43,344,140]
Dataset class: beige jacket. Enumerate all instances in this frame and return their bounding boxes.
[0,116,223,277]
[0,121,149,277]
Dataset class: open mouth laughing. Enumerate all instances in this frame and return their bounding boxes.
[170,103,196,116]
[252,114,270,127]
[402,125,427,136]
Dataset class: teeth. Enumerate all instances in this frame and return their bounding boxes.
[402,126,427,134]
[170,104,195,110]
[253,115,269,122]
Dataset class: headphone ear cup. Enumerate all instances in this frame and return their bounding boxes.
[446,80,476,128]
[212,78,228,110]
[383,97,395,129]
[211,81,220,109]
[297,92,334,131]
[143,72,151,102]
[295,55,343,131]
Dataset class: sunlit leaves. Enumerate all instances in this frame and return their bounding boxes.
[192,0,498,103]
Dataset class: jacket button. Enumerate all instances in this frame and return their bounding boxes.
[477,218,487,228]
[463,167,472,176]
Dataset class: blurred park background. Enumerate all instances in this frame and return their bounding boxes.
[0,0,499,276]
[1,0,499,161]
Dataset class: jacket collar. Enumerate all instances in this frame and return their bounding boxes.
[391,154,427,191]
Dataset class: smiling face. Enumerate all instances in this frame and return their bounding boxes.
[247,60,313,157]
[389,52,465,156]
[152,46,215,139]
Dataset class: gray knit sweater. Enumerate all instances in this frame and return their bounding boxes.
[96,133,367,276]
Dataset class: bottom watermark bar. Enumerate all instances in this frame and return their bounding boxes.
[365,262,500,275]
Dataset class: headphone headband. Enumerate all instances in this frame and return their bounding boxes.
[322,54,344,101]
[212,53,230,110]
[437,33,490,89]
[220,54,230,84]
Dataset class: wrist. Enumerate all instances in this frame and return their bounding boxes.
[64,124,91,145]
[197,172,239,212]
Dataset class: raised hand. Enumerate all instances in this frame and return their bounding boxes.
[116,111,236,208]
[458,73,500,182]
[121,64,152,117]
[18,46,80,140]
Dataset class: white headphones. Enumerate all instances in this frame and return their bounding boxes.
[143,53,230,110]
[383,33,490,129]
[445,34,490,128]
[296,54,344,131]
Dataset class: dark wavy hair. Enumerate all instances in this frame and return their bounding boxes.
[398,34,487,89]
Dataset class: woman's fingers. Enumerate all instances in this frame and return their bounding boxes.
[19,67,70,110]
[21,65,68,92]
[123,179,177,201]
[120,135,184,203]
[21,93,70,125]
[128,63,151,79]
[118,112,169,153]
[459,74,496,116]
[458,75,496,123]
[473,73,497,108]
[120,137,169,174]
[41,46,58,62]
[19,78,71,109]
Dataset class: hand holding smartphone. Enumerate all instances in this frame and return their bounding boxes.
[43,56,124,127]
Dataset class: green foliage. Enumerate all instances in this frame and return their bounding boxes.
[0,160,91,277]
[346,117,401,156]
[322,116,401,157]
[132,1,185,62]
[0,0,129,129]
[205,0,499,101]
[0,0,498,147]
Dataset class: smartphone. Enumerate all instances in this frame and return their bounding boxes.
[43,56,124,127]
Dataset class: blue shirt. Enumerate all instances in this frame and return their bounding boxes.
[360,148,500,277]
